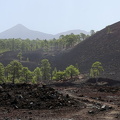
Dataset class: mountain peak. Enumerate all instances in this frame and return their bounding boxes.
[0,24,54,40]
[12,24,29,30]
[15,24,24,26]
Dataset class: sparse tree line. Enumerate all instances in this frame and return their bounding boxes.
[0,59,80,84]
[0,58,103,84]
[0,33,90,53]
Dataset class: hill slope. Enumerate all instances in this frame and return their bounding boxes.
[48,21,120,80]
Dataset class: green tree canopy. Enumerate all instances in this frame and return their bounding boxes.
[52,67,57,77]
[80,33,87,40]
[0,63,5,83]
[65,65,80,78]
[90,61,104,82]
[52,70,66,80]
[90,30,95,36]
[40,59,51,80]
[17,52,22,61]
[33,67,42,83]
[20,67,32,83]
[6,60,23,83]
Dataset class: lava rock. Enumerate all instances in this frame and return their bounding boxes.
[0,83,79,110]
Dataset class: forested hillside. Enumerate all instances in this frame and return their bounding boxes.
[0,32,90,70]
[0,33,89,54]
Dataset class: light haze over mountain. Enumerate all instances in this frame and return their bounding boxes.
[0,24,89,40]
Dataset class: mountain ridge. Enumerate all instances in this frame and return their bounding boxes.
[0,24,89,40]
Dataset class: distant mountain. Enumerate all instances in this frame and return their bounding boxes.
[54,29,89,39]
[0,24,54,40]
[0,24,89,40]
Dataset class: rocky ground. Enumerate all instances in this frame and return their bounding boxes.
[0,78,120,120]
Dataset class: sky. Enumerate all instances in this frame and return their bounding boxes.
[0,0,120,34]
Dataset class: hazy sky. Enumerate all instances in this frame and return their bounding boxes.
[0,0,120,34]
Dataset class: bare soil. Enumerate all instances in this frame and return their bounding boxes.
[0,78,120,120]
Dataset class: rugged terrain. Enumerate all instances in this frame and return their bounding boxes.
[0,78,120,120]
[1,22,120,80]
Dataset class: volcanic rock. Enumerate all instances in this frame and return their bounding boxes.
[0,83,80,110]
